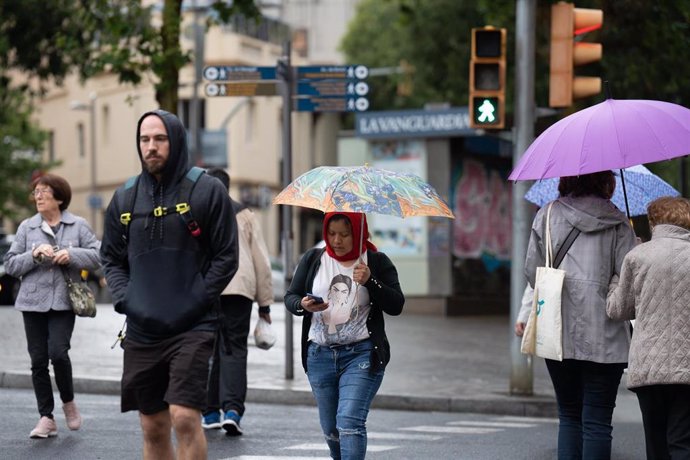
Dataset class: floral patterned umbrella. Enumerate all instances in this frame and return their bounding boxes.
[273,165,454,219]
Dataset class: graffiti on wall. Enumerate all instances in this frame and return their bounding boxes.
[452,159,512,264]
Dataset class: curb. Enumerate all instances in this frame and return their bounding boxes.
[0,371,558,418]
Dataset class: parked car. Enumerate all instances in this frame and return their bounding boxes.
[0,236,19,305]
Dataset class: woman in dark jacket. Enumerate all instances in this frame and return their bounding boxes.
[4,174,100,439]
[284,212,404,460]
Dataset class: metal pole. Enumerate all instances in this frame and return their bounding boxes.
[510,0,536,396]
[279,41,294,380]
[190,0,204,166]
[89,93,97,233]
[680,157,688,197]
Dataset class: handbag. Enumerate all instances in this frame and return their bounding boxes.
[61,267,97,318]
[253,316,276,350]
[521,203,579,361]
[44,231,97,318]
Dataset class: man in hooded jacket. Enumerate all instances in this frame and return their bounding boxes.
[101,110,238,459]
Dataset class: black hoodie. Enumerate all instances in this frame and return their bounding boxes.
[101,110,238,343]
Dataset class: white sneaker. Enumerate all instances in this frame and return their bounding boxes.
[30,416,58,439]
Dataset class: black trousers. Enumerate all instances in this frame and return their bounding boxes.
[206,295,252,416]
[635,384,690,460]
[22,310,76,418]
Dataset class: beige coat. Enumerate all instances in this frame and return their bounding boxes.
[221,207,273,307]
[607,224,690,389]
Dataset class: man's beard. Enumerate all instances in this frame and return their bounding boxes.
[144,156,166,176]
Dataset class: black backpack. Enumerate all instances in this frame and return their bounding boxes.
[118,166,205,242]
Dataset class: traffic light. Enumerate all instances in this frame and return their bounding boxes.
[469,27,506,130]
[549,2,603,107]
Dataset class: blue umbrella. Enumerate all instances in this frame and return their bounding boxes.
[524,165,680,216]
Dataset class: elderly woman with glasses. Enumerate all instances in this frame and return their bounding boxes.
[3,174,100,439]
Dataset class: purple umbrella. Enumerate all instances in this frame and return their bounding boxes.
[509,98,690,181]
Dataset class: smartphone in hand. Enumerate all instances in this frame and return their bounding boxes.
[306,293,324,303]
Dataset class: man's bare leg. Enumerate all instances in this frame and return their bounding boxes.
[170,404,207,460]
[140,410,174,460]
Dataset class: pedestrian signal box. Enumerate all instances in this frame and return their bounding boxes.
[469,27,506,130]
[549,2,603,107]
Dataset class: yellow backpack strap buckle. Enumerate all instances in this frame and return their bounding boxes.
[120,213,132,225]
[153,206,165,217]
[175,203,190,214]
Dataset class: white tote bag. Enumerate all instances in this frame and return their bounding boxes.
[523,203,564,361]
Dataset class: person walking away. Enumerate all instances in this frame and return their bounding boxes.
[100,110,238,459]
[284,212,404,460]
[519,171,636,460]
[202,167,274,436]
[4,173,100,438]
[607,196,690,460]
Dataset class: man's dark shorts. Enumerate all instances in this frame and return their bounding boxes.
[121,330,214,415]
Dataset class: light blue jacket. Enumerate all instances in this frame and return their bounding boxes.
[4,211,101,312]
[525,196,636,363]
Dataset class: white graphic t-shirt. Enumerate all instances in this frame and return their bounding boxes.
[308,252,371,346]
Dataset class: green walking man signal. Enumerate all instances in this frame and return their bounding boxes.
[469,27,506,130]
[475,98,499,123]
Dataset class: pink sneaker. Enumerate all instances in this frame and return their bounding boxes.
[62,400,82,430]
[30,416,57,438]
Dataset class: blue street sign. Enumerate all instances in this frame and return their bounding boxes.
[203,66,276,81]
[296,97,369,112]
[296,80,369,97]
[296,65,369,81]
[88,194,103,209]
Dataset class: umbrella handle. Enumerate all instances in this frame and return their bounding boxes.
[619,169,632,221]
[358,212,365,265]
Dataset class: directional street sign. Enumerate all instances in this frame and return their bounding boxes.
[296,80,369,97]
[296,65,369,81]
[202,63,371,112]
[205,82,279,97]
[294,65,369,112]
[296,96,370,112]
[203,66,276,82]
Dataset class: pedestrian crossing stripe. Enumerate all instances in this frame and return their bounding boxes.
[493,415,558,424]
[286,443,397,452]
[221,457,331,460]
[448,420,537,428]
[401,425,502,434]
[369,432,443,441]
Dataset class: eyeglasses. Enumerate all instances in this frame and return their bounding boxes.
[32,188,53,197]
[139,135,169,146]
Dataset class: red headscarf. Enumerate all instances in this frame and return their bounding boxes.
[323,212,378,262]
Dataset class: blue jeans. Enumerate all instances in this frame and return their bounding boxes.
[545,359,626,460]
[307,339,384,460]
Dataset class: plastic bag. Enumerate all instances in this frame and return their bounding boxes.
[253,317,276,350]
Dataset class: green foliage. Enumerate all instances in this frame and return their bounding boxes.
[0,84,53,220]
[0,0,262,111]
[341,0,516,111]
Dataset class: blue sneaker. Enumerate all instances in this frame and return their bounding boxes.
[221,410,243,436]
[201,411,222,430]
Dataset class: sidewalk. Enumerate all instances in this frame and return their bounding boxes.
[0,303,558,417]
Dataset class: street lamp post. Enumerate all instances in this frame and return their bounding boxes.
[70,93,98,233]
